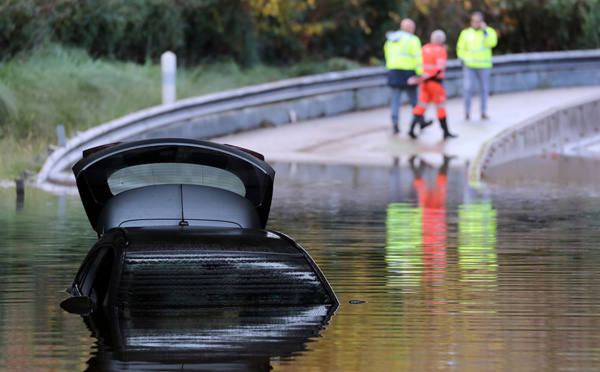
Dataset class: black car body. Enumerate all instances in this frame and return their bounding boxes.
[63,138,338,312]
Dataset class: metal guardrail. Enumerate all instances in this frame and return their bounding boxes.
[37,69,388,190]
[37,49,600,191]
[468,93,600,183]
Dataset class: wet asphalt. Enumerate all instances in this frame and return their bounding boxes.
[213,87,600,168]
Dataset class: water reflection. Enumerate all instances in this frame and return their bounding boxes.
[82,305,335,371]
[0,187,97,371]
[483,154,600,187]
[386,155,452,291]
[15,179,24,211]
[4,155,600,371]
[458,187,498,292]
[386,154,499,313]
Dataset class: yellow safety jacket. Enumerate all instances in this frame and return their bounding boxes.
[384,31,423,75]
[456,27,498,69]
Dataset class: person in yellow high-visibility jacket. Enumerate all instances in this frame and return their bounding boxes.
[456,12,497,121]
[384,18,424,135]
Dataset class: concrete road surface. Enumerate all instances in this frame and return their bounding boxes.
[213,86,600,168]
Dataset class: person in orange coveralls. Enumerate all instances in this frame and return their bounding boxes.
[408,30,457,140]
[409,155,452,285]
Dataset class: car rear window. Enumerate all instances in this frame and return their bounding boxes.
[107,163,245,196]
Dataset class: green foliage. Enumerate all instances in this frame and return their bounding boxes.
[0,43,159,140]
[0,136,46,180]
[326,57,362,71]
[0,44,350,143]
[1,0,598,65]
[285,58,360,77]
[55,0,186,62]
[180,58,289,93]
[577,0,600,49]
[0,44,353,178]
[493,0,589,53]
[0,0,61,59]
[0,81,17,121]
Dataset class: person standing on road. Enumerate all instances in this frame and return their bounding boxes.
[408,30,456,140]
[384,18,423,134]
[456,11,497,120]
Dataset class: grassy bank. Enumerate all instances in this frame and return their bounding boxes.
[0,44,360,180]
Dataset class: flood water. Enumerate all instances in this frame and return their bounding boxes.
[1,154,600,371]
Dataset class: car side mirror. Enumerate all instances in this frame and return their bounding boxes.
[60,296,94,315]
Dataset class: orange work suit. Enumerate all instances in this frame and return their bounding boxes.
[413,43,448,120]
[413,174,448,286]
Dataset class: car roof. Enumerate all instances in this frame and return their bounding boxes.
[72,138,275,232]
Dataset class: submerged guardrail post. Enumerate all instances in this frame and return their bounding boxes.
[15,176,24,210]
[57,124,66,147]
[161,51,177,105]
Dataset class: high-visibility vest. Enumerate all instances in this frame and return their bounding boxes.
[421,43,447,80]
[384,33,423,75]
[456,27,498,69]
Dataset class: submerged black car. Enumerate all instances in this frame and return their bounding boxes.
[62,138,338,313]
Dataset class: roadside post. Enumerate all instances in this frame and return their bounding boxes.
[161,51,177,104]
[57,124,66,147]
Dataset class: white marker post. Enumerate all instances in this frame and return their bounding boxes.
[161,51,176,104]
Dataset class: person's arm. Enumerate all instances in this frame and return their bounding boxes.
[384,41,389,60]
[418,47,430,80]
[456,30,466,60]
[483,27,498,48]
[437,48,448,72]
[412,37,423,75]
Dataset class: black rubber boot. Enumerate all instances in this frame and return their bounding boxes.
[421,118,433,130]
[393,123,399,134]
[440,118,457,139]
[408,115,420,139]
[440,155,453,175]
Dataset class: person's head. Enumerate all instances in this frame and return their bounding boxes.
[430,30,446,46]
[400,18,416,34]
[470,11,484,29]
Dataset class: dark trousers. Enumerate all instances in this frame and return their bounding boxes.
[390,85,418,126]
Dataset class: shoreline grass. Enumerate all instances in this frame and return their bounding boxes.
[0,44,361,181]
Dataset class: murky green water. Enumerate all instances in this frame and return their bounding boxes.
[1,155,600,371]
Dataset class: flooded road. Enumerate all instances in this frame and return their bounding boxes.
[1,154,600,371]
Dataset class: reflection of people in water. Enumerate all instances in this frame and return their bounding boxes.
[386,155,499,313]
[459,182,498,288]
[386,155,452,290]
[409,155,451,285]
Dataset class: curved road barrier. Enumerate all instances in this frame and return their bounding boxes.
[469,93,600,183]
[37,49,600,191]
